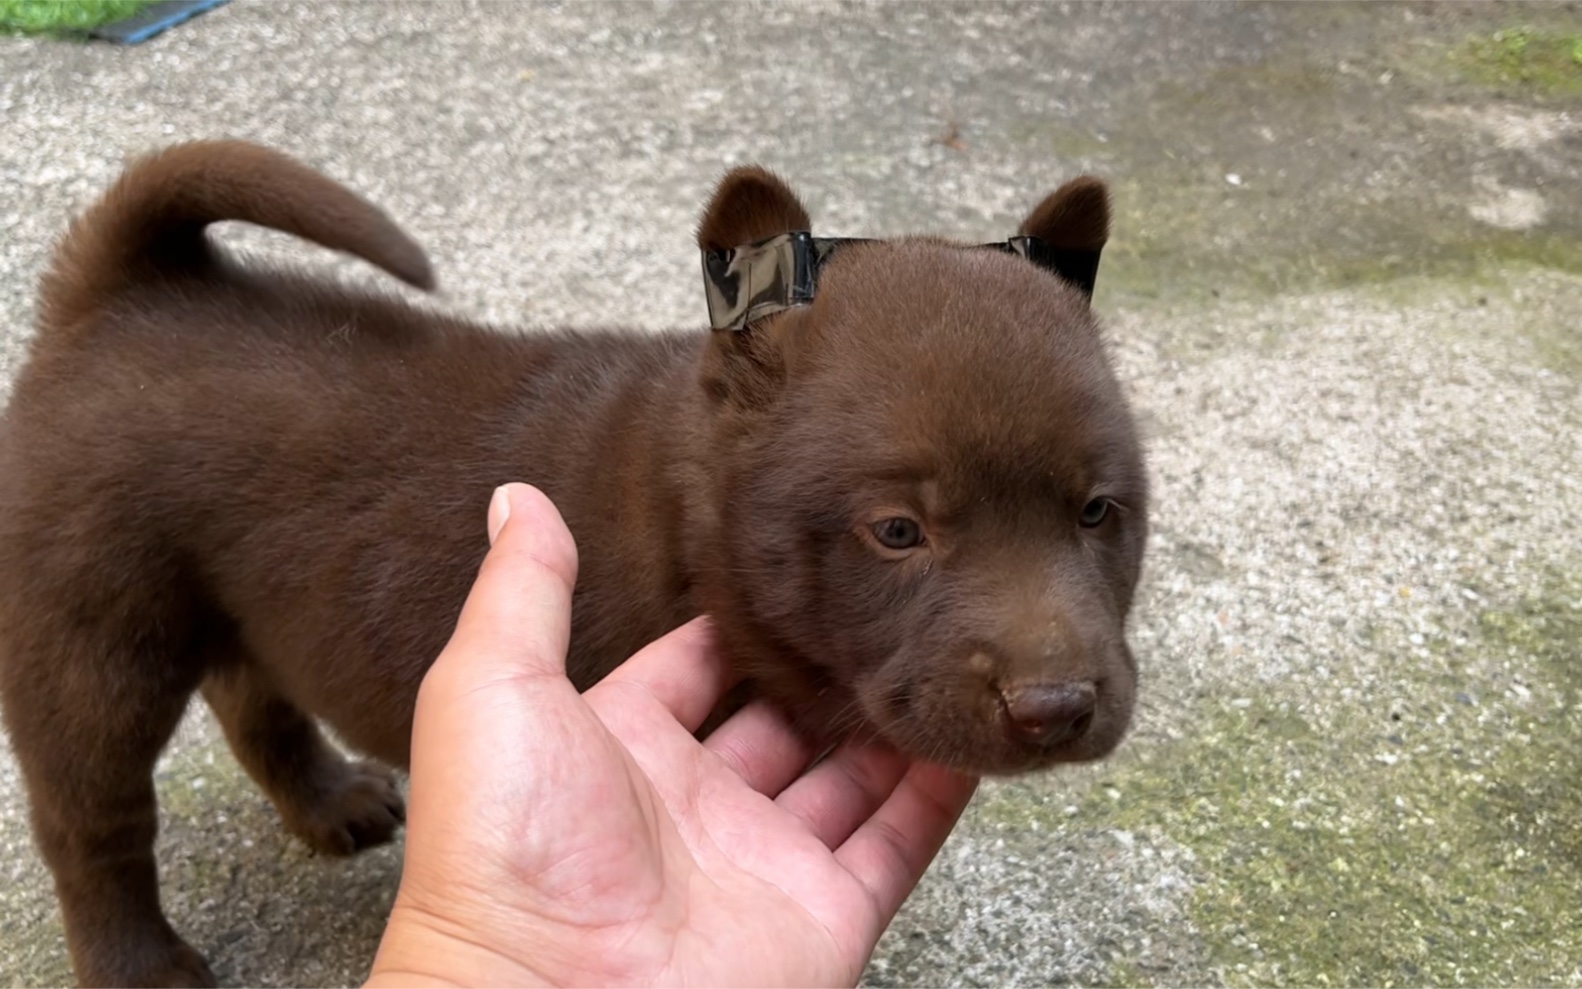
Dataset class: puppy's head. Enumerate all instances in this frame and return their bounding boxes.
[694,168,1146,776]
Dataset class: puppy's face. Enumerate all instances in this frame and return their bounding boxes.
[696,171,1146,776]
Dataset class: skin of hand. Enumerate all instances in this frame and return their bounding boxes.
[364,483,980,988]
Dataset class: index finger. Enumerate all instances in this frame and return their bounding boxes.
[585,617,733,733]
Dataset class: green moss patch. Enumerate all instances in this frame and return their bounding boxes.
[1452,27,1582,98]
[996,573,1582,986]
[0,0,152,35]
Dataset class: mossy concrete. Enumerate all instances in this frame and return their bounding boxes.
[1043,572,1582,986]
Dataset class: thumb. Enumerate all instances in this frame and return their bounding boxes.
[430,483,580,685]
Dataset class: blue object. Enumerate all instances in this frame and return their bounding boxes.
[90,0,230,45]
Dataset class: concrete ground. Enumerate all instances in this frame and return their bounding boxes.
[2,1,1580,985]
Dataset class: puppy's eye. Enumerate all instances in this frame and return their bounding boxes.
[1079,498,1111,527]
[872,517,924,550]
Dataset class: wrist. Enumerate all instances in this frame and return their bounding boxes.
[366,899,554,989]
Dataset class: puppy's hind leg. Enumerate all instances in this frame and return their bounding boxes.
[201,663,404,857]
[0,618,216,988]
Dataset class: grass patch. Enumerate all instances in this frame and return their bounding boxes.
[0,0,152,35]
[1452,26,1582,96]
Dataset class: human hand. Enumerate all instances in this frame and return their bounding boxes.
[365,483,979,987]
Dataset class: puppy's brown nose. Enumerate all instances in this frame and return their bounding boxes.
[1001,681,1097,747]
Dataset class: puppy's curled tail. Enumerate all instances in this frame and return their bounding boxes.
[39,140,435,335]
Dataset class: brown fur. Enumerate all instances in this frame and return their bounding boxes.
[0,141,1147,987]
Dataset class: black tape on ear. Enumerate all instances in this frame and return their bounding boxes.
[702,233,1099,331]
[998,236,1102,298]
[703,234,872,331]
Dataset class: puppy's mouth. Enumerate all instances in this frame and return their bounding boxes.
[872,715,1122,776]
[819,666,1134,777]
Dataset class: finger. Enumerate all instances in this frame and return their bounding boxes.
[703,700,817,797]
[774,741,911,849]
[432,483,579,686]
[834,762,978,928]
[585,617,732,733]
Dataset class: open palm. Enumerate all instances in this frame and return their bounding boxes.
[368,484,977,988]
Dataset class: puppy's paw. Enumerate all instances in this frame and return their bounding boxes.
[287,760,406,857]
[151,940,220,989]
[80,934,217,989]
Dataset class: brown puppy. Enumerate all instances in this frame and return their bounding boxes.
[0,141,1147,987]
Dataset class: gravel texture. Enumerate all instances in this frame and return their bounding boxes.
[2,2,1580,986]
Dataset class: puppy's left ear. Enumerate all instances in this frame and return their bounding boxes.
[696,167,815,412]
[1019,175,1110,252]
[697,165,811,251]
[1015,176,1110,299]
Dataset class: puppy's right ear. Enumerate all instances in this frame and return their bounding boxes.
[696,166,811,251]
